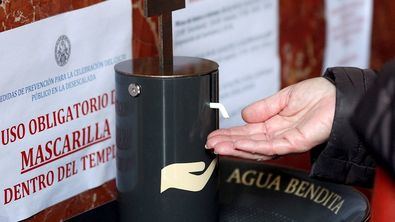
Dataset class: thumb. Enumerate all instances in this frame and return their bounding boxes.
[242,87,291,123]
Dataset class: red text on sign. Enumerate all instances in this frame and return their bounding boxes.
[1,123,26,146]
[58,160,78,182]
[21,118,111,174]
[3,170,55,205]
[81,144,116,171]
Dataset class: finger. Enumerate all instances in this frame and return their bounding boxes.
[213,141,272,161]
[234,138,295,156]
[231,150,273,161]
[207,132,274,149]
[242,87,291,123]
[206,135,244,149]
[207,123,266,139]
[206,125,272,149]
[207,117,292,146]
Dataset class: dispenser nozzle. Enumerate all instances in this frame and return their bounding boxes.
[209,103,230,119]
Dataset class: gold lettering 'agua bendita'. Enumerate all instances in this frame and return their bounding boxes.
[227,168,281,191]
[226,168,344,215]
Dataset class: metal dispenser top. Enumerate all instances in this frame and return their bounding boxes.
[115,57,219,78]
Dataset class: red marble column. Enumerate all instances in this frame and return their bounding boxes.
[280,0,325,87]
[371,167,395,221]
[371,0,395,69]
[132,0,159,58]
[0,0,102,32]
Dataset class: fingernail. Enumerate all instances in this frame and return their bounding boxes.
[213,151,218,155]
[205,144,209,149]
[256,158,263,162]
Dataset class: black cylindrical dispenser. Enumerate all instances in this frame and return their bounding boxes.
[115,56,219,222]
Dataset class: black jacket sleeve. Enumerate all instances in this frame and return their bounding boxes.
[351,60,395,180]
[310,67,377,187]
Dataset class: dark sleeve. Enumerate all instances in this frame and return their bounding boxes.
[351,60,395,179]
[310,67,377,187]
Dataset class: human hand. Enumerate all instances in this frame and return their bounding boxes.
[206,77,336,161]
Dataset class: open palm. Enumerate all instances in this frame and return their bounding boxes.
[206,77,336,161]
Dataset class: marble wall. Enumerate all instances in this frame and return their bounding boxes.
[371,0,395,70]
[0,0,394,221]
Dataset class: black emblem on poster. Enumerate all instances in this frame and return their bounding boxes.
[55,35,71,66]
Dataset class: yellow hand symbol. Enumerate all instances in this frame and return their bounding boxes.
[160,158,217,193]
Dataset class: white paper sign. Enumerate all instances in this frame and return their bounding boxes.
[0,0,131,221]
[323,0,373,69]
[173,0,280,127]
